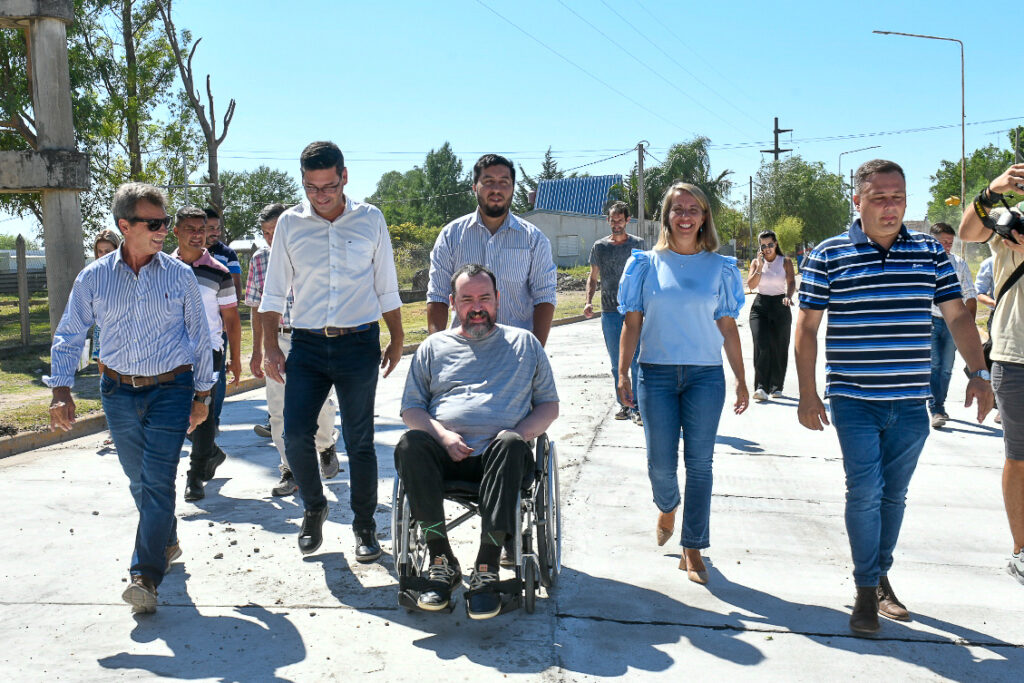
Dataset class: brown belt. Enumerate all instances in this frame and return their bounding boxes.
[103,364,192,388]
[279,326,294,334]
[300,324,372,337]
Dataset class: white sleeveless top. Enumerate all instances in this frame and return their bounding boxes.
[757,255,786,296]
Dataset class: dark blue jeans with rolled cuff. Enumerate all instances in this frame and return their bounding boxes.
[829,396,930,587]
[101,370,194,587]
[283,326,379,530]
[601,310,639,407]
[638,363,726,550]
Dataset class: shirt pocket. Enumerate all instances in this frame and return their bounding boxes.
[345,238,374,272]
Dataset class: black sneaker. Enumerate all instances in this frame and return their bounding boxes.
[271,470,298,497]
[319,444,340,479]
[253,422,272,438]
[202,448,227,481]
[417,555,462,611]
[614,406,631,420]
[184,471,205,501]
[466,564,501,620]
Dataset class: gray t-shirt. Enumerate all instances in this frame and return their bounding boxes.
[590,234,646,311]
[401,325,559,454]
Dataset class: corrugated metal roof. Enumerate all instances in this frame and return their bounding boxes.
[534,175,622,215]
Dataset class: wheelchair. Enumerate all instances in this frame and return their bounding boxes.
[391,433,561,615]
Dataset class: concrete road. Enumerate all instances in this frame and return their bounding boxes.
[0,299,1021,682]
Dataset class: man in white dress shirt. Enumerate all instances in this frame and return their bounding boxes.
[259,141,404,564]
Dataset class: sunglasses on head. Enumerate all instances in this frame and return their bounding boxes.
[129,216,172,231]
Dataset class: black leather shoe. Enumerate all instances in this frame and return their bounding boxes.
[202,448,227,481]
[184,471,205,501]
[298,505,329,555]
[354,527,382,563]
[850,585,880,635]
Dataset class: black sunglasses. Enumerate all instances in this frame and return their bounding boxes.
[129,216,172,231]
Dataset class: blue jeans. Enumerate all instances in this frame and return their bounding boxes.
[284,326,380,529]
[929,316,956,415]
[101,370,194,587]
[830,396,930,587]
[601,310,639,406]
[638,363,726,549]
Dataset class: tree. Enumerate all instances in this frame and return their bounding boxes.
[190,166,301,244]
[610,137,732,221]
[0,234,40,250]
[754,156,847,245]
[927,144,1016,225]
[421,142,474,227]
[158,0,235,215]
[772,216,804,256]
[513,147,568,214]
[368,167,428,227]
[715,205,748,245]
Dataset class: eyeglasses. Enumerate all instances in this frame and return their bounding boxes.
[128,216,171,231]
[303,181,343,196]
[670,207,704,217]
[761,242,777,250]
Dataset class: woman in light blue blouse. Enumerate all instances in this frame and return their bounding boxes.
[617,182,749,584]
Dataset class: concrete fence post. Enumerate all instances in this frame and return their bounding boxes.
[16,234,30,347]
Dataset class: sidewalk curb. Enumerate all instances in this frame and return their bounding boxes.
[0,376,266,460]
[0,316,596,460]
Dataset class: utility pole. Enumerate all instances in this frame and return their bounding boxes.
[636,140,647,243]
[849,169,855,225]
[748,176,754,249]
[760,117,792,161]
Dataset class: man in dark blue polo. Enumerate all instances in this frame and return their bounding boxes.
[794,159,993,635]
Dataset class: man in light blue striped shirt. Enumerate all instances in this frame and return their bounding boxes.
[795,159,992,636]
[426,154,557,344]
[45,182,215,615]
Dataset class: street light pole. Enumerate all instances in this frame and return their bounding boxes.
[873,30,965,206]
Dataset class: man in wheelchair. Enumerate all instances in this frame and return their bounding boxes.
[395,264,559,619]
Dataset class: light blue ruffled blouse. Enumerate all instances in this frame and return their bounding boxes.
[617,248,744,366]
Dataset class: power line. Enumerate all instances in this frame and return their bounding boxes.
[599,0,763,134]
[562,148,636,173]
[469,0,696,136]
[554,0,756,140]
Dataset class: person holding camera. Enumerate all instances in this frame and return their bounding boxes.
[958,162,1024,587]
[746,230,795,402]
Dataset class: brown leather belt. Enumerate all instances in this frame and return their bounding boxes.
[279,326,294,334]
[103,364,192,388]
[300,324,372,337]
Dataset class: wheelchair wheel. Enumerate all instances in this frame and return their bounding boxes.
[536,441,561,588]
[391,477,425,579]
[523,558,537,614]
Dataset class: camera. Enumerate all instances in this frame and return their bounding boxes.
[993,208,1023,244]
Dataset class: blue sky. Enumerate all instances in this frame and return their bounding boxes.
[2,0,1020,238]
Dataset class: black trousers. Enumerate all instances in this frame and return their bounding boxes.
[187,349,223,470]
[394,430,533,537]
[749,294,792,393]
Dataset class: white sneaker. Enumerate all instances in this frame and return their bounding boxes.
[1008,551,1024,586]
[753,388,768,402]
[770,389,783,398]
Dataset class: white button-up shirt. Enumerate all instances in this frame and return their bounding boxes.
[427,209,557,330]
[258,197,402,328]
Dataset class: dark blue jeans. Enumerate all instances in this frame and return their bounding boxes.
[638,363,726,549]
[601,310,639,406]
[284,326,380,530]
[101,370,194,587]
[830,396,930,587]
[929,316,956,415]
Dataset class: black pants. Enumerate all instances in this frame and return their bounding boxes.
[187,349,224,470]
[394,430,533,537]
[749,294,792,393]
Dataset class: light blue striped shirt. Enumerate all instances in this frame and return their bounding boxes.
[427,209,557,330]
[44,249,215,391]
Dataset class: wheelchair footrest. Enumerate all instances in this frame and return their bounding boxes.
[464,578,524,616]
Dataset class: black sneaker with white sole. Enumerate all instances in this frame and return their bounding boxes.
[466,564,501,620]
[417,556,462,611]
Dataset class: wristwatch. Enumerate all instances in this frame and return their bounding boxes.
[193,392,212,406]
[969,369,992,381]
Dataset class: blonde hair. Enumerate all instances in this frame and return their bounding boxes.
[655,182,719,253]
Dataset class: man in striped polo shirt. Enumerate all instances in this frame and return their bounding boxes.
[795,159,993,636]
[172,206,242,502]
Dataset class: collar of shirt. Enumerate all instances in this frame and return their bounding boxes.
[469,208,519,234]
[171,248,228,272]
[295,196,354,223]
[848,219,910,247]
[112,246,169,273]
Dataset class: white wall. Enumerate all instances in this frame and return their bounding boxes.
[522,210,650,268]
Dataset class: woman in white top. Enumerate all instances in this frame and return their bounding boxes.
[746,230,795,401]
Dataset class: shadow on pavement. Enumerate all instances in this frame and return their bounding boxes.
[715,435,764,453]
[706,567,1023,682]
[97,572,305,682]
